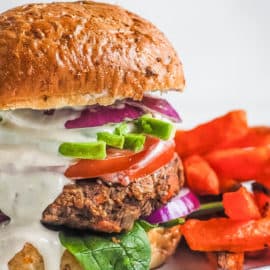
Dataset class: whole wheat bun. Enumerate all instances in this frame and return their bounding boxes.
[0,1,185,110]
[8,226,182,270]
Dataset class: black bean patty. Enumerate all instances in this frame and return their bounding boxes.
[41,154,184,233]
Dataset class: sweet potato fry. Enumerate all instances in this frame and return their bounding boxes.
[205,146,270,180]
[181,217,270,252]
[219,126,270,149]
[254,191,270,217]
[256,177,270,190]
[252,182,270,217]
[223,187,261,220]
[207,252,244,270]
[184,155,219,195]
[219,178,240,193]
[175,110,248,157]
[218,252,244,270]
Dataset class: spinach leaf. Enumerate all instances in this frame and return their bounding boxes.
[59,222,151,270]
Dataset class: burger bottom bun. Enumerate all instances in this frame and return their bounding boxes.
[8,226,182,270]
[148,225,182,269]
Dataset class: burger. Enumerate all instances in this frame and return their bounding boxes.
[0,1,186,270]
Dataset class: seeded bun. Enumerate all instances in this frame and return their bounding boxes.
[8,226,182,270]
[0,1,185,110]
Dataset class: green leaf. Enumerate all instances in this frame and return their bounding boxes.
[59,222,151,270]
[58,141,106,160]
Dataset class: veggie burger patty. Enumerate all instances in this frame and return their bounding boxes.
[42,155,184,233]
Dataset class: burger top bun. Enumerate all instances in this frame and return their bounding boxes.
[0,1,185,110]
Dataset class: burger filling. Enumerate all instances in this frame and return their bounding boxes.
[42,155,183,232]
[0,95,184,270]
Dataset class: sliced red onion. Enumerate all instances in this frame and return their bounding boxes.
[40,95,180,128]
[0,210,10,226]
[126,95,181,122]
[65,104,144,129]
[144,188,200,224]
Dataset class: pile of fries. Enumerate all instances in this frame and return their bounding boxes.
[174,110,270,269]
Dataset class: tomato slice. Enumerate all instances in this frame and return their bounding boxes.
[65,137,175,185]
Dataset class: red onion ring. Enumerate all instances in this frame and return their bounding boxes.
[65,104,144,129]
[144,188,200,224]
[125,95,181,122]
[0,210,10,226]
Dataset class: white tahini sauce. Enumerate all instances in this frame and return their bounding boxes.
[0,172,68,270]
[0,108,122,269]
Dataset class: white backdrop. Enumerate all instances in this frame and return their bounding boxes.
[1,0,269,128]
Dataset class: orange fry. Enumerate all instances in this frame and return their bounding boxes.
[256,177,270,190]
[223,187,261,220]
[175,110,248,157]
[205,146,270,180]
[219,126,270,149]
[181,217,270,252]
[207,252,244,270]
[254,191,270,217]
[184,155,219,195]
[219,178,240,193]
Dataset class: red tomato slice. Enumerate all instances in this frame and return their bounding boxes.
[65,137,175,184]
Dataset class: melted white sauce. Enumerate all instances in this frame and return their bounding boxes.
[0,108,80,129]
[0,172,68,270]
[0,108,136,269]
[0,110,123,172]
[0,109,105,269]
[0,145,68,172]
